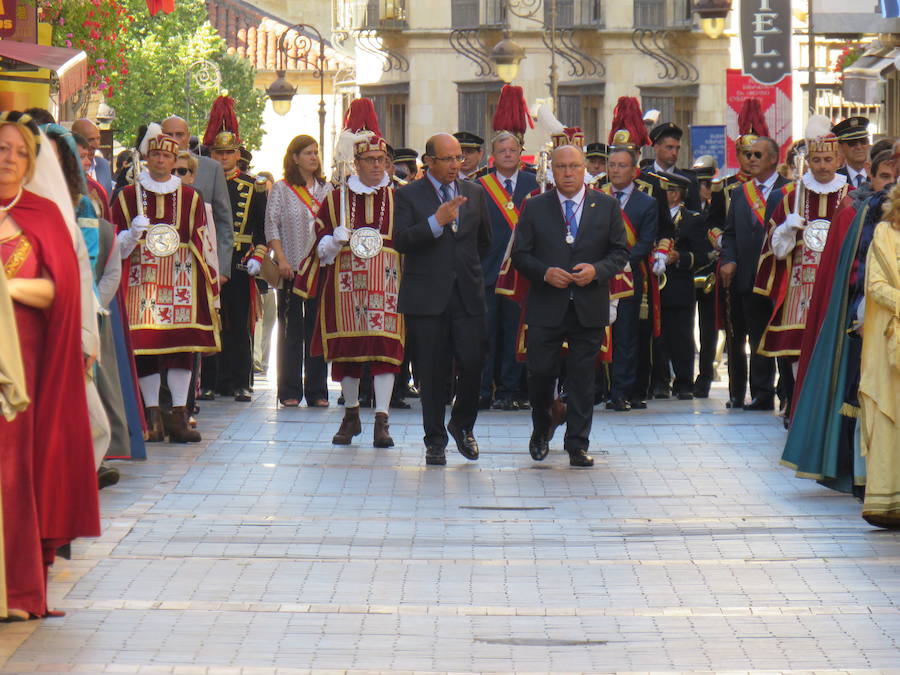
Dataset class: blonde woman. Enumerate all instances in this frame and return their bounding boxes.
[859,184,900,528]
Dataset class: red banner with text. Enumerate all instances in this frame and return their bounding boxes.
[726,69,793,169]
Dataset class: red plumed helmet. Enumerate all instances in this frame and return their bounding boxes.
[343,98,382,137]
[737,98,769,137]
[607,96,651,148]
[491,85,534,138]
[202,95,240,148]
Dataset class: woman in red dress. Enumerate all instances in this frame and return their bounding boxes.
[0,111,100,620]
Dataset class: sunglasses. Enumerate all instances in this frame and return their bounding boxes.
[743,151,764,159]
[172,167,193,176]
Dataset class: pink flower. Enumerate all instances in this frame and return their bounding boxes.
[58,17,65,25]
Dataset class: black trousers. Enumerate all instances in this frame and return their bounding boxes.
[695,288,718,389]
[657,304,696,395]
[726,287,776,403]
[480,286,525,400]
[276,283,328,403]
[610,275,645,401]
[406,286,486,448]
[202,269,252,393]
[527,302,604,453]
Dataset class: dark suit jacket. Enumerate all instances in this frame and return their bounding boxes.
[720,175,789,294]
[511,188,629,328]
[394,176,492,316]
[661,206,708,309]
[622,188,658,269]
[480,169,539,285]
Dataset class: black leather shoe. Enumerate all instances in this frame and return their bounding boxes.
[653,388,671,399]
[425,445,446,466]
[692,383,711,398]
[97,465,120,490]
[501,398,520,411]
[515,398,531,410]
[478,396,492,410]
[606,398,631,412]
[447,420,479,460]
[628,399,647,410]
[491,398,508,410]
[529,431,549,461]
[234,388,252,402]
[390,396,411,409]
[568,449,594,467]
[676,391,694,401]
[725,397,745,409]
[743,397,775,411]
[198,389,216,401]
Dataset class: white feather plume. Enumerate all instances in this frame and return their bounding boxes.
[804,114,832,141]
[335,129,373,166]
[535,103,565,140]
[138,122,162,156]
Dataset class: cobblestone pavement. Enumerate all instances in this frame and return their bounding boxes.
[2,374,900,674]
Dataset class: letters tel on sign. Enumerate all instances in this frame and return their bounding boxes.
[740,0,791,86]
[0,0,16,38]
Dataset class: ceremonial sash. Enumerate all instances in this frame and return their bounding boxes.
[743,180,768,228]
[287,182,321,219]
[479,173,520,229]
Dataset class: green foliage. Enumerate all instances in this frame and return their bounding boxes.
[108,0,265,150]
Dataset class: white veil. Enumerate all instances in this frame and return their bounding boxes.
[24,129,100,357]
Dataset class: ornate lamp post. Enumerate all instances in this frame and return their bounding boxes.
[265,24,327,152]
[490,0,560,104]
[184,59,222,128]
[692,0,733,40]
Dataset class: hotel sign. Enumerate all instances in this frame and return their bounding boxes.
[741,0,791,85]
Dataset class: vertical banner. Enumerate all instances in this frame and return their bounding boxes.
[0,0,18,38]
[726,69,793,169]
[740,0,792,85]
[690,125,727,171]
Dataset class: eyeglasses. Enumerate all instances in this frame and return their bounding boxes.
[172,167,193,176]
[357,156,387,166]
[843,139,868,147]
[430,155,465,164]
[743,151,764,159]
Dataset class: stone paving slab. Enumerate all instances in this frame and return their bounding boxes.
[2,375,900,674]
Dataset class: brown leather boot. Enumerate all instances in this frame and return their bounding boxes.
[145,407,165,442]
[373,412,394,448]
[332,406,361,444]
[168,406,201,443]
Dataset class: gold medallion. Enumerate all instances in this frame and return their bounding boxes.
[145,223,180,257]
[505,201,515,211]
[802,218,830,253]
[349,227,384,260]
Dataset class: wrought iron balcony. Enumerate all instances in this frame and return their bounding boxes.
[546,0,604,29]
[451,0,507,30]
[334,0,408,32]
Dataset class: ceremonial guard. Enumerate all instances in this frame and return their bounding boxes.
[479,87,538,410]
[392,147,419,182]
[834,116,870,188]
[754,116,851,413]
[111,125,220,442]
[294,99,403,448]
[454,131,485,181]
[647,121,701,211]
[585,142,608,180]
[655,173,708,399]
[200,98,267,402]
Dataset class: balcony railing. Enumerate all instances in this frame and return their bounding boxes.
[334,0,408,32]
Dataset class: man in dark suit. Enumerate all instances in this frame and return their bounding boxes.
[395,133,492,466]
[648,122,701,211]
[720,137,786,410]
[512,145,629,467]
[603,145,659,411]
[833,116,870,188]
[477,131,539,410]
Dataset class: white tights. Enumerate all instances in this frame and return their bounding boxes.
[138,368,192,408]
[341,373,395,415]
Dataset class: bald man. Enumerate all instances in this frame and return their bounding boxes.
[72,117,112,196]
[395,132,492,466]
[161,116,233,283]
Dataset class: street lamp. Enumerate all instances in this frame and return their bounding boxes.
[265,23,327,151]
[490,33,525,84]
[692,0,732,40]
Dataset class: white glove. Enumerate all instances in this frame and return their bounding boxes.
[130,214,150,236]
[333,225,351,244]
[715,234,723,250]
[317,235,342,265]
[622,261,632,274]
[652,251,667,276]
[772,215,803,260]
[855,296,865,332]
[608,298,619,325]
[246,258,261,277]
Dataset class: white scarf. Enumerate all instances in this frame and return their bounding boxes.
[139,170,181,195]
[801,171,847,195]
[348,171,390,195]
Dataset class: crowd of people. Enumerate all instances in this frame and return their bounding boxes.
[1,88,899,619]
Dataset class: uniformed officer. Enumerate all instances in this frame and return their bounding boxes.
[454,131,485,180]
[648,122,701,211]
[201,131,268,401]
[585,142,608,179]
[833,116,870,187]
[392,147,419,182]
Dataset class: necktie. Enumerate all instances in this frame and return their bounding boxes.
[615,190,625,204]
[756,182,766,200]
[565,199,577,239]
[439,183,451,203]
[504,178,513,195]
[856,174,864,188]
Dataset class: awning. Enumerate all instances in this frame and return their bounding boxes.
[842,45,899,105]
[0,40,87,102]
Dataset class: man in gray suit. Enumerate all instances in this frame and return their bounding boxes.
[72,118,113,197]
[162,116,233,281]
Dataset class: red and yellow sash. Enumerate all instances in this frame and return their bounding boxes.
[743,180,769,228]
[479,173,520,230]
[287,182,321,219]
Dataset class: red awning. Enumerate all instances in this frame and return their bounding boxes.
[0,40,87,102]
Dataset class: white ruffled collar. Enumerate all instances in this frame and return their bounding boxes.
[348,171,390,195]
[801,171,847,195]
[139,170,181,195]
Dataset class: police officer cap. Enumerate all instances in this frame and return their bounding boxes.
[393,147,418,163]
[661,171,691,192]
[832,117,870,142]
[585,142,608,159]
[649,122,683,145]
[453,131,484,149]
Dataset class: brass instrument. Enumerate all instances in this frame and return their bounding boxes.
[657,273,667,291]
[694,272,716,294]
